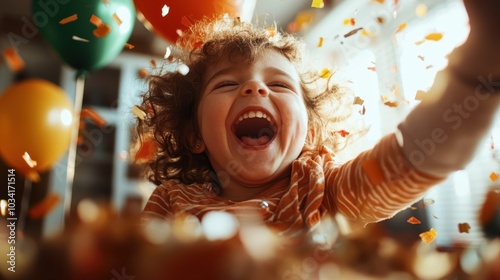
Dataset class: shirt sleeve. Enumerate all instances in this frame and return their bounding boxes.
[323,134,444,224]
[142,184,173,220]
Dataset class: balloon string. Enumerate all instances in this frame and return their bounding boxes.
[18,178,32,235]
[63,73,86,223]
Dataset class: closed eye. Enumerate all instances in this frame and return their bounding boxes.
[268,81,293,90]
[214,81,239,89]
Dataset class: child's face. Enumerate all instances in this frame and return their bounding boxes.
[197,49,309,187]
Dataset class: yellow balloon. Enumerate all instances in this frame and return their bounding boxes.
[0,79,73,174]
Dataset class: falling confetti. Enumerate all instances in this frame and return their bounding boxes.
[132,105,147,120]
[177,64,190,75]
[162,4,170,17]
[81,108,107,127]
[425,32,443,41]
[112,13,122,25]
[458,223,471,234]
[72,35,89,42]
[344,27,364,38]
[164,47,172,59]
[28,193,61,219]
[319,68,331,79]
[317,37,324,47]
[423,198,435,205]
[432,214,439,219]
[90,14,104,27]
[59,14,78,24]
[336,130,350,137]
[343,18,355,26]
[311,0,324,8]
[93,24,111,38]
[22,152,37,168]
[138,69,148,78]
[419,228,437,244]
[490,172,499,182]
[2,47,25,72]
[367,66,376,72]
[124,43,135,49]
[417,55,425,61]
[353,96,365,105]
[407,216,421,225]
[396,22,407,33]
[416,4,427,17]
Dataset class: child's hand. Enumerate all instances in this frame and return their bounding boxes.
[454,0,500,78]
[463,0,500,43]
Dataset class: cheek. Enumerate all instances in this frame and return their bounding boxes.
[197,98,229,136]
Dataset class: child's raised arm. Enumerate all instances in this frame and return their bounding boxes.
[398,0,500,177]
[326,0,500,224]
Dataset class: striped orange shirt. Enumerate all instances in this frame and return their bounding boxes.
[143,133,443,235]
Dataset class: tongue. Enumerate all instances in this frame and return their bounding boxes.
[241,135,271,146]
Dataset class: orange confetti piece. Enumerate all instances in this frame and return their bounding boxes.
[367,66,376,71]
[93,24,111,38]
[124,43,135,50]
[411,206,418,210]
[383,100,399,107]
[353,96,364,105]
[336,130,350,137]
[490,172,498,182]
[112,13,122,25]
[425,32,443,41]
[372,0,384,3]
[343,18,355,26]
[344,27,363,38]
[150,59,157,68]
[458,223,471,233]
[138,69,148,78]
[415,39,426,45]
[311,0,324,8]
[81,108,107,127]
[407,216,421,224]
[396,22,407,33]
[59,14,78,24]
[28,193,61,219]
[425,65,433,70]
[376,17,384,24]
[417,55,425,61]
[319,68,331,79]
[89,14,103,27]
[419,228,437,244]
[22,152,37,168]
[135,138,159,163]
[359,105,366,115]
[2,47,25,72]
[317,37,324,47]
[361,158,384,186]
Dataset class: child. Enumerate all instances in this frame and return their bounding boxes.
[138,0,500,236]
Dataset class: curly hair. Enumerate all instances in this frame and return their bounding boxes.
[136,17,355,186]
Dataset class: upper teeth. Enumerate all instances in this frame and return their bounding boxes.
[237,110,272,123]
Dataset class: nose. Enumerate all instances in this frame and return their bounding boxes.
[240,80,269,97]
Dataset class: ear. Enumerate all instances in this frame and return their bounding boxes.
[191,139,206,154]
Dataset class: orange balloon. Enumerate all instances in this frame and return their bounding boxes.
[134,0,255,43]
[0,79,74,174]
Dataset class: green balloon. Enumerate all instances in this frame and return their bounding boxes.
[33,0,135,71]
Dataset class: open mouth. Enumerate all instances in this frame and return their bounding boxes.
[233,110,276,146]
